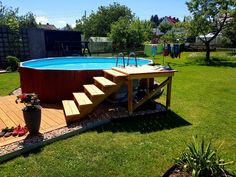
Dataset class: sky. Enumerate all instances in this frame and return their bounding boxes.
[2,0,190,28]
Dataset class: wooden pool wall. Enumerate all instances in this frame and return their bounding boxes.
[19,67,103,103]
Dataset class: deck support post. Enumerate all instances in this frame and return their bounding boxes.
[166,76,172,109]
[128,79,133,115]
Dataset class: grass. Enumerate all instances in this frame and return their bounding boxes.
[0,52,236,176]
[0,72,20,96]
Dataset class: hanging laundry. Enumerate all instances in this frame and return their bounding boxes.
[152,44,157,57]
[170,44,174,58]
[163,43,169,56]
[174,44,180,58]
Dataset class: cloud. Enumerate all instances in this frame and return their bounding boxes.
[35,16,49,24]
[71,23,76,28]
[57,20,67,24]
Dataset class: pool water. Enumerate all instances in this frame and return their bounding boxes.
[21,57,151,70]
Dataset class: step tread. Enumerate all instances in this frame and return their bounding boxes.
[84,84,105,96]
[73,92,92,106]
[62,100,80,117]
[103,69,126,77]
[94,77,116,87]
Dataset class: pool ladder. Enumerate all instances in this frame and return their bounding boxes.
[116,53,125,67]
[127,52,137,67]
[115,52,137,67]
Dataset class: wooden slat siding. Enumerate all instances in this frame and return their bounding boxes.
[93,77,116,87]
[20,67,103,103]
[62,100,80,117]
[73,93,92,106]
[84,85,104,96]
[0,96,68,147]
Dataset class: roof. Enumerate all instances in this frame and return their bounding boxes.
[89,37,112,42]
[160,16,177,26]
[40,23,58,30]
[198,33,223,40]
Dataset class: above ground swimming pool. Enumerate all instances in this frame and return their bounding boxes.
[20,57,151,103]
[21,57,150,70]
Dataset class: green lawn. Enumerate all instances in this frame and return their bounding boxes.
[0,52,236,176]
[0,72,20,96]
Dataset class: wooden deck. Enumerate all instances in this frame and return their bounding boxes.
[0,96,67,147]
[1,66,176,148]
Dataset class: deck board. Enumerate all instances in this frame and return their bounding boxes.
[73,92,92,106]
[103,69,126,77]
[0,96,67,147]
[84,84,104,96]
[93,77,116,87]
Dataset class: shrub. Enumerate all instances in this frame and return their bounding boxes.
[175,136,234,177]
[6,56,20,71]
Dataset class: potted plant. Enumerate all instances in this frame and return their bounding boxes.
[16,93,41,135]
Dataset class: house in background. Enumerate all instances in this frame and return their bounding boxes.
[152,16,179,36]
[195,33,223,46]
[160,16,178,25]
[39,23,58,30]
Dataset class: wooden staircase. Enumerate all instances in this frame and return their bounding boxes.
[62,69,126,123]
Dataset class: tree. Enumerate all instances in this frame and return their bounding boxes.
[222,11,236,46]
[0,1,37,57]
[109,18,152,50]
[186,0,235,61]
[18,12,38,28]
[0,2,21,56]
[62,24,73,31]
[0,2,19,31]
[74,3,134,39]
[159,22,172,34]
[160,22,187,43]
[150,15,160,27]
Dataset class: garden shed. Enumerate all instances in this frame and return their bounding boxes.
[88,37,112,53]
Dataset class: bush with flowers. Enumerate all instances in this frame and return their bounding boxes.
[16,93,41,111]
